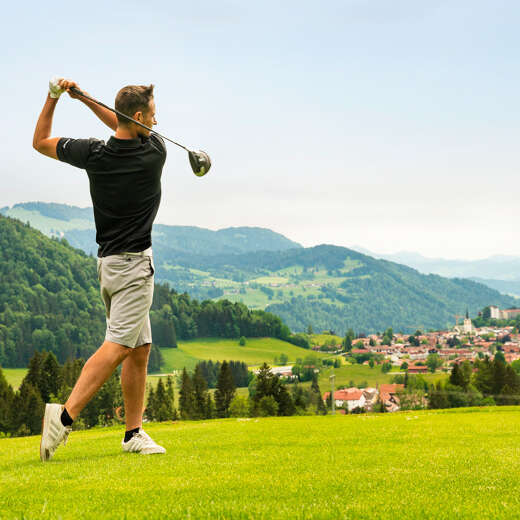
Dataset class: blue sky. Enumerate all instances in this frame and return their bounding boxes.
[1,1,519,259]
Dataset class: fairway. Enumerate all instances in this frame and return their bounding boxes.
[2,407,520,519]
[160,338,328,371]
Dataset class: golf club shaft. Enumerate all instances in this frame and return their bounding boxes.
[69,86,189,152]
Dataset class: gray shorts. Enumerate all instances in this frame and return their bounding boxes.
[96,248,155,348]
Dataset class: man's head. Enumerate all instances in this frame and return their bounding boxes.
[115,84,156,136]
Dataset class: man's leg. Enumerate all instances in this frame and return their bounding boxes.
[65,340,131,420]
[121,343,151,430]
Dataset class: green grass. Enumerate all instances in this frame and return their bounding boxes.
[313,363,447,390]
[157,347,201,373]
[160,338,328,372]
[2,407,520,518]
[2,368,27,389]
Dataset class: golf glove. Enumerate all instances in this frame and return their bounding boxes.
[49,76,65,99]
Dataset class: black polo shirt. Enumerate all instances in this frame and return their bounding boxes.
[56,134,166,257]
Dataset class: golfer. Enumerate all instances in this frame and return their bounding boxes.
[33,78,167,460]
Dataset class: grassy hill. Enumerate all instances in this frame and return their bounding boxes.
[159,338,329,372]
[2,407,520,519]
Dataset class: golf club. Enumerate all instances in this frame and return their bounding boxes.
[68,86,211,177]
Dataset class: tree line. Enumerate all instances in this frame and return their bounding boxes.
[0,351,123,436]
[390,355,520,410]
[0,216,306,369]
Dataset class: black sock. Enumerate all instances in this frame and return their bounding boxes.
[124,427,140,443]
[60,407,73,427]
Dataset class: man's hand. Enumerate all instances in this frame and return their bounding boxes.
[59,79,84,100]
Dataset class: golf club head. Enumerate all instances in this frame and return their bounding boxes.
[188,150,211,177]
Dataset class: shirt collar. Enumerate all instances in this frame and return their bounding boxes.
[108,136,147,149]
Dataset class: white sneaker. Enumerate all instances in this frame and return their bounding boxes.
[122,429,166,454]
[40,403,72,462]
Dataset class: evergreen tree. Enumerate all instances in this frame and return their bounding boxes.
[275,384,296,416]
[179,368,196,420]
[193,364,209,420]
[166,376,177,419]
[205,393,215,419]
[310,373,327,415]
[0,368,14,433]
[215,361,236,418]
[474,358,494,396]
[23,351,44,393]
[155,379,170,421]
[146,385,157,421]
[492,359,507,396]
[13,382,44,435]
[291,383,307,410]
[253,363,274,403]
[449,363,465,388]
[39,352,61,402]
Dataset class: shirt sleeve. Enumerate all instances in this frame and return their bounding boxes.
[56,138,97,169]
[150,133,167,157]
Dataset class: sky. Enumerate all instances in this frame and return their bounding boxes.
[1,0,519,260]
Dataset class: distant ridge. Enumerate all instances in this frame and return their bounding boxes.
[0,202,303,256]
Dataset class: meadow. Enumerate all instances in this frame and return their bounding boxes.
[159,337,329,372]
[1,407,520,519]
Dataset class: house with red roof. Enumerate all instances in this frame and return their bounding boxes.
[322,388,366,412]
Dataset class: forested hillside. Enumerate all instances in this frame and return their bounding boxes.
[0,216,299,368]
[153,245,518,334]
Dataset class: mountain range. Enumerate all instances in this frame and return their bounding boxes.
[1,202,517,335]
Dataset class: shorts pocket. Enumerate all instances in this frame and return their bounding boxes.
[148,257,155,276]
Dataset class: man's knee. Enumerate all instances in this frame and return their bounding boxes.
[130,343,151,362]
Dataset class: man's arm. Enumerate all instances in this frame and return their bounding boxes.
[33,94,60,159]
[33,78,118,160]
[63,79,118,131]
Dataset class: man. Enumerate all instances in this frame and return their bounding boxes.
[33,78,167,460]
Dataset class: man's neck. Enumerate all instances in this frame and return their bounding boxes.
[114,125,139,140]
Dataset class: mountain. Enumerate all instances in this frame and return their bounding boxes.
[0,202,302,256]
[3,202,517,336]
[151,244,518,335]
[350,247,520,297]
[0,215,296,368]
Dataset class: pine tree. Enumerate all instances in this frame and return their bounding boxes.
[310,373,327,415]
[449,363,465,388]
[276,384,296,416]
[179,368,196,420]
[205,393,215,419]
[13,382,44,435]
[193,364,209,420]
[166,376,176,419]
[146,385,156,421]
[24,351,44,393]
[253,363,273,403]
[215,361,236,418]
[40,352,61,402]
[155,379,171,421]
[0,368,15,433]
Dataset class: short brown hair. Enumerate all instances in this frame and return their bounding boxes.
[115,84,154,125]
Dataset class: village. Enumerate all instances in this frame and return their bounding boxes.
[261,305,520,414]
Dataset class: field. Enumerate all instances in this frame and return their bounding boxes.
[2,368,26,389]
[2,407,520,519]
[160,338,329,372]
